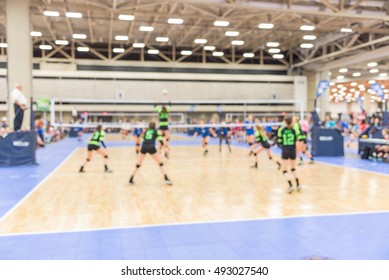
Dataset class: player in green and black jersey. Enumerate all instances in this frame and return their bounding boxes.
[79,125,112,173]
[155,90,171,158]
[293,117,314,165]
[129,122,172,185]
[251,125,281,169]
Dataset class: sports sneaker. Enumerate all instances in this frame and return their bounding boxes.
[79,167,85,173]
[164,179,173,185]
[204,150,208,156]
[104,169,113,173]
[288,186,294,194]
[297,185,302,192]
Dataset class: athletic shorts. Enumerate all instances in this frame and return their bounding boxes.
[159,126,169,131]
[87,144,100,151]
[299,139,307,144]
[133,133,141,137]
[281,146,296,160]
[141,146,157,155]
[262,142,271,149]
[246,130,254,136]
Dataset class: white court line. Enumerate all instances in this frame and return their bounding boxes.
[0,148,78,225]
[9,175,21,179]
[0,209,389,237]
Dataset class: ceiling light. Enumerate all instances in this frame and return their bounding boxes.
[379,73,388,77]
[340,28,352,33]
[350,82,357,86]
[168,18,184,25]
[39,45,52,50]
[118,14,134,21]
[148,49,160,54]
[367,62,378,67]
[77,47,89,52]
[30,31,42,37]
[300,43,314,48]
[268,48,281,53]
[113,48,125,53]
[303,35,317,40]
[243,53,255,58]
[65,12,82,18]
[72,33,87,39]
[329,82,335,86]
[0,43,8,48]
[181,50,192,55]
[133,43,145,48]
[266,42,279,47]
[300,25,315,31]
[43,11,59,17]
[115,35,128,41]
[156,37,169,42]
[368,80,376,84]
[231,40,244,46]
[204,46,216,51]
[214,20,230,27]
[352,72,361,77]
[337,76,344,80]
[225,31,239,37]
[339,68,348,73]
[273,54,284,59]
[55,40,69,45]
[213,51,224,57]
[194,39,207,44]
[258,23,274,29]
[139,26,154,32]
[369,69,379,73]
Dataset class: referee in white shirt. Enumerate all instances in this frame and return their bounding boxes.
[11,83,27,131]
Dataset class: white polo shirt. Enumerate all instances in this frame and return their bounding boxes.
[11,88,27,106]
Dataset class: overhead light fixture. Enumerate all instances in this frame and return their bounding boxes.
[55,40,69,45]
[329,82,335,86]
[379,73,388,77]
[212,51,224,57]
[367,62,378,67]
[225,31,239,37]
[303,35,317,40]
[231,40,244,46]
[194,39,207,44]
[115,35,128,41]
[352,72,361,77]
[77,47,89,52]
[39,45,52,50]
[350,82,358,86]
[300,25,315,31]
[181,50,192,55]
[30,31,42,37]
[204,46,216,51]
[43,11,59,17]
[168,18,184,25]
[273,54,284,59]
[368,80,376,84]
[72,33,87,39]
[300,43,314,48]
[156,37,169,42]
[369,68,379,73]
[339,68,348,73]
[214,20,230,27]
[336,75,345,80]
[258,23,274,29]
[0,43,8,48]
[139,26,154,32]
[148,49,160,54]
[340,28,352,33]
[113,48,125,53]
[133,43,145,48]
[268,48,281,53]
[266,42,279,47]
[243,53,255,58]
[118,14,134,21]
[65,12,82,18]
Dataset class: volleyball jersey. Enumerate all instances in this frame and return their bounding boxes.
[197,127,210,137]
[88,130,105,147]
[293,122,307,141]
[155,105,171,128]
[142,129,162,148]
[245,121,254,134]
[133,127,143,137]
[254,131,268,144]
[277,127,298,147]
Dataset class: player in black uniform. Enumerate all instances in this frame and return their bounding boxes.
[129,122,172,185]
[79,125,112,173]
[251,125,281,169]
[277,116,300,194]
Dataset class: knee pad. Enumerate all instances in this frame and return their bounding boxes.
[86,158,90,162]
[291,168,296,172]
[136,164,141,168]
[135,143,140,146]
[104,155,108,159]
[249,143,253,146]
[159,163,164,167]
[269,156,273,160]
[254,153,257,156]
[283,170,288,174]
[166,138,170,142]
[204,142,208,146]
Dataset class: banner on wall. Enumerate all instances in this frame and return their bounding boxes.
[370,83,385,99]
[316,80,330,99]
[34,98,51,112]
[356,95,364,112]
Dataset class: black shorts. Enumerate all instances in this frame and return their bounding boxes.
[298,139,307,144]
[281,146,296,160]
[262,142,271,149]
[141,146,157,155]
[87,144,100,151]
[159,126,169,131]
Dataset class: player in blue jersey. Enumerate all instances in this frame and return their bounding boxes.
[245,115,255,155]
[217,121,232,153]
[193,119,217,156]
[132,121,144,155]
